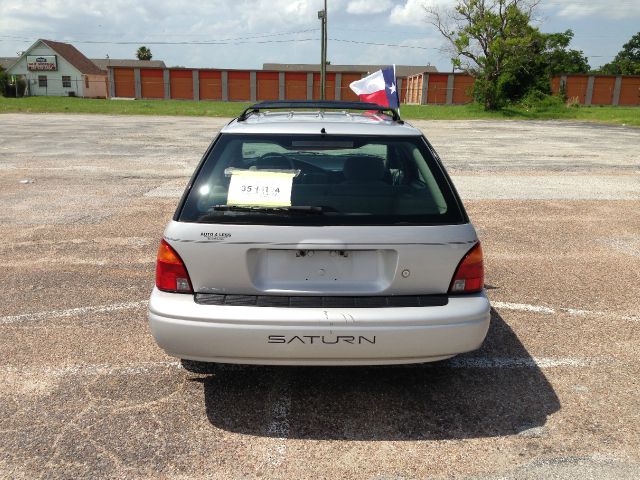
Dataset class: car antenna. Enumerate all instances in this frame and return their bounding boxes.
[321,127,327,135]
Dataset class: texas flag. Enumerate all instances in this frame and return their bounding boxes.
[349,65,399,109]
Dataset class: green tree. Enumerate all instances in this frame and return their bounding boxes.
[496,29,590,103]
[0,66,8,97]
[492,28,548,103]
[426,2,590,109]
[599,32,640,75]
[136,46,153,61]
[426,0,542,110]
[543,30,590,76]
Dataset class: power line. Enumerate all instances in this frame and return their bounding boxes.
[0,35,320,46]
[134,28,320,40]
[329,38,439,50]
[0,32,620,58]
[12,35,437,50]
[0,28,319,41]
[72,38,319,46]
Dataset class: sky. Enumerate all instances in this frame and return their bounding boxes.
[1,0,639,72]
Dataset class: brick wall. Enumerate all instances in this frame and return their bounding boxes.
[108,67,399,103]
[551,74,640,106]
[108,67,640,106]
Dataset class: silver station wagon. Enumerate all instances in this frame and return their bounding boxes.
[148,101,490,367]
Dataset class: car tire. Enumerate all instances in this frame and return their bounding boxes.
[180,359,217,374]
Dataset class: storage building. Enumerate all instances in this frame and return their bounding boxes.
[7,39,107,98]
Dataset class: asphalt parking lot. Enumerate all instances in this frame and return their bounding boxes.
[1,113,639,479]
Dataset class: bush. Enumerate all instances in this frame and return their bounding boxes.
[0,68,8,97]
[558,81,568,103]
[1,76,26,97]
[0,66,26,97]
[518,91,565,110]
[566,96,581,108]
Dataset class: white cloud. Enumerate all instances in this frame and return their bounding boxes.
[543,0,640,19]
[346,0,393,15]
[0,0,636,72]
[233,0,322,29]
[390,0,454,26]
[389,0,426,26]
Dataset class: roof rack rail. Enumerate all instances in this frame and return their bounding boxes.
[237,100,401,122]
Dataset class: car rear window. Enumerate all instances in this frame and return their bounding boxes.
[177,134,466,226]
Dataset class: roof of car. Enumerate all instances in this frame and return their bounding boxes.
[222,101,422,136]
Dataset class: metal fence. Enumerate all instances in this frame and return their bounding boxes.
[107,67,412,103]
[405,72,640,106]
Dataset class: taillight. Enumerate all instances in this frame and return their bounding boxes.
[449,242,484,294]
[156,239,193,293]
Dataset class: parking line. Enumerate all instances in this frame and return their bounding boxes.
[448,357,598,369]
[492,301,638,321]
[0,356,603,378]
[264,377,292,467]
[0,361,180,377]
[491,301,555,314]
[0,300,149,325]
[0,299,635,327]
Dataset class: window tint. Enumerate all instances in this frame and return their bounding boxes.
[178,134,465,226]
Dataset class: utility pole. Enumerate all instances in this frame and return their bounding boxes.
[318,0,327,100]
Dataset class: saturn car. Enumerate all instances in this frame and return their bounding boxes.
[147,100,490,369]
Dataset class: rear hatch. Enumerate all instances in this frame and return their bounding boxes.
[167,132,476,296]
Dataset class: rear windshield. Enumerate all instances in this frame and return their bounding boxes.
[177,134,466,226]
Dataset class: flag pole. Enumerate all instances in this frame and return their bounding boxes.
[394,64,400,117]
[323,0,327,98]
[318,1,327,100]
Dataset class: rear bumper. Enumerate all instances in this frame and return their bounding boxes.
[147,288,491,366]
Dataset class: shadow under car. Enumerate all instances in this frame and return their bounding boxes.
[192,308,560,440]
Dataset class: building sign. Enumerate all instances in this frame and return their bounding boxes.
[27,55,58,71]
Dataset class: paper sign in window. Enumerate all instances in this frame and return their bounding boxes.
[227,170,295,207]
